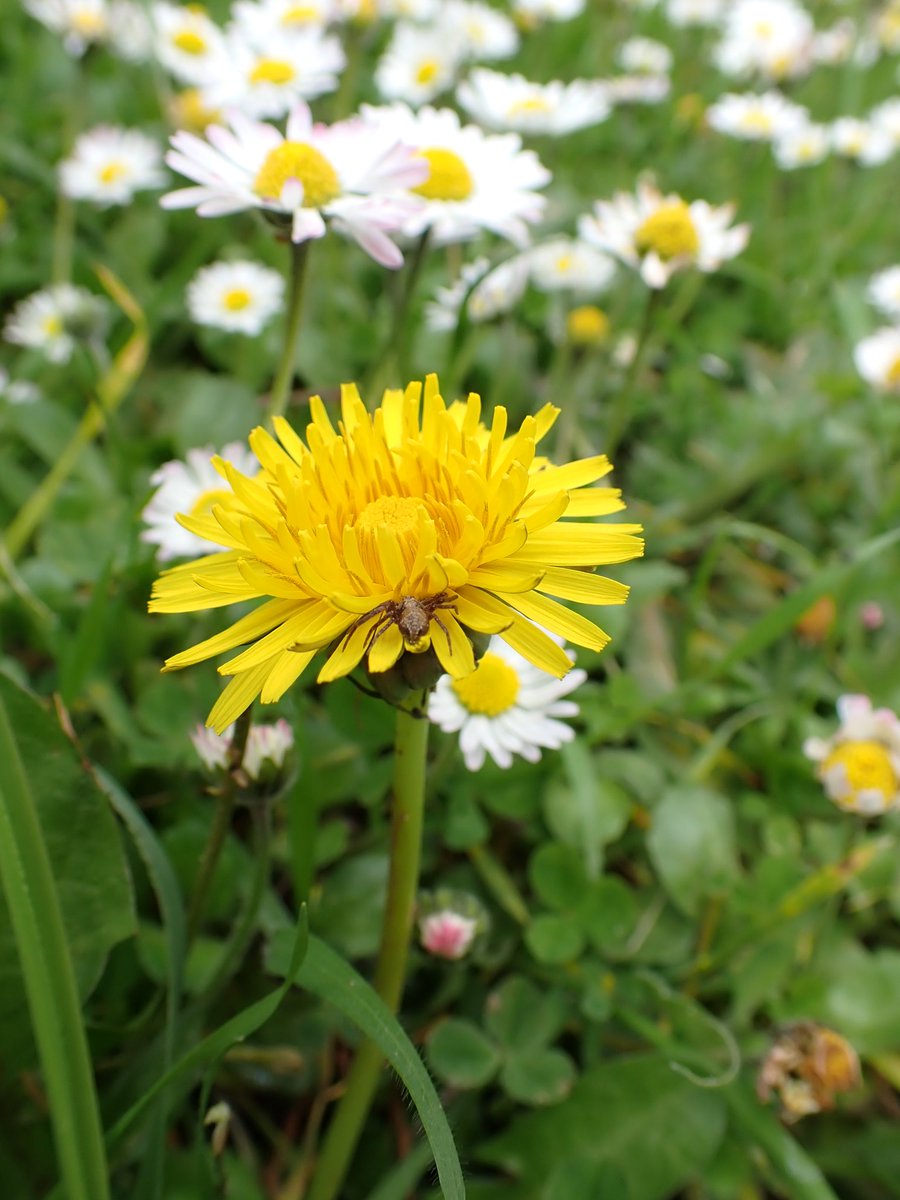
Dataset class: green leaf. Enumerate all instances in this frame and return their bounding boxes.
[484,976,567,1052]
[480,1054,727,1200]
[501,1049,576,1107]
[528,843,588,911]
[580,878,640,955]
[545,742,631,876]
[426,1018,501,1089]
[646,786,738,917]
[266,931,465,1200]
[542,1157,628,1199]
[525,914,586,965]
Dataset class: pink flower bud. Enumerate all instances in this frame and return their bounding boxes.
[419,910,478,960]
[860,602,885,631]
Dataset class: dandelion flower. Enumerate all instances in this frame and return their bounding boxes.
[854,326,900,392]
[457,69,611,135]
[186,259,285,335]
[162,102,428,267]
[149,375,642,732]
[803,694,900,815]
[867,266,900,321]
[428,628,587,770]
[579,180,750,289]
[3,284,106,364]
[59,126,165,207]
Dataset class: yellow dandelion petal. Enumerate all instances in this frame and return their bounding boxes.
[148,373,643,724]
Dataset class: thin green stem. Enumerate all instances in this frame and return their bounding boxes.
[367,231,431,395]
[306,705,429,1200]
[186,708,253,944]
[605,287,660,460]
[268,241,312,423]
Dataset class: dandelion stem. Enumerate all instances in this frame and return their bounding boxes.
[268,241,311,423]
[306,703,429,1200]
[185,707,253,944]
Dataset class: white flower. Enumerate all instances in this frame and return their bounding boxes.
[425,254,529,330]
[152,1,228,84]
[803,695,900,815]
[512,0,585,22]
[830,117,895,165]
[439,0,519,61]
[714,0,815,82]
[3,284,106,364]
[191,718,294,780]
[706,90,810,141]
[25,0,110,54]
[870,98,900,147]
[617,37,673,76]
[186,259,284,335]
[876,1,900,52]
[601,73,670,105]
[526,236,616,293]
[201,25,345,117]
[867,266,900,321]
[374,22,465,105]
[664,0,725,26]
[811,19,857,66]
[107,0,152,60]
[59,126,165,206]
[773,123,830,169]
[854,326,900,392]
[141,442,261,560]
[427,632,587,771]
[457,68,611,135]
[360,102,550,246]
[162,102,428,267]
[0,368,41,406]
[375,0,439,17]
[579,180,750,289]
[229,0,337,39]
[419,910,478,958]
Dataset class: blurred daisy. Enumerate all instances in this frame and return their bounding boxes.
[425,254,529,330]
[811,19,857,67]
[107,0,152,60]
[376,0,439,15]
[665,0,725,26]
[527,236,616,293]
[3,284,106,364]
[191,717,294,781]
[830,117,895,166]
[512,0,584,25]
[803,694,900,815]
[360,102,550,245]
[229,0,336,38]
[875,1,900,52]
[25,0,110,54]
[870,98,900,148]
[162,102,428,266]
[579,180,750,289]
[867,266,900,321]
[59,126,165,206]
[374,22,464,105]
[457,69,611,135]
[142,442,261,561]
[168,88,221,133]
[854,326,900,392]
[773,123,830,170]
[617,37,672,76]
[706,90,809,141]
[440,0,519,61]
[428,630,587,770]
[152,1,227,84]
[602,74,670,105]
[202,25,345,116]
[187,260,284,335]
[714,0,815,82]
[0,368,41,406]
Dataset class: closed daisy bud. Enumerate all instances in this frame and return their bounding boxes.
[757,1023,861,1123]
[190,718,294,783]
[566,305,610,347]
[418,889,486,958]
[803,694,900,815]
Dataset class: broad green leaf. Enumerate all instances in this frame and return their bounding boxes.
[580,877,640,955]
[545,742,631,876]
[426,1018,501,1089]
[480,1054,727,1200]
[484,976,567,1052]
[528,843,588,911]
[542,1158,628,1199]
[525,914,586,965]
[646,786,738,917]
[501,1049,576,1107]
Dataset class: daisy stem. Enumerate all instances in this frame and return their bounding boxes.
[268,241,311,423]
[306,703,429,1200]
[368,230,431,394]
[605,286,660,461]
[185,707,253,945]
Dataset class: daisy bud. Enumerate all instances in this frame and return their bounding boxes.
[757,1022,861,1123]
[190,719,294,786]
[418,889,487,959]
[860,602,885,631]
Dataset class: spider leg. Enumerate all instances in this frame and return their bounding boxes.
[340,601,391,650]
[362,608,396,657]
[431,613,454,651]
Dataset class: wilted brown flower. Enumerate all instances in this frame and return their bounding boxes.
[757,1022,861,1123]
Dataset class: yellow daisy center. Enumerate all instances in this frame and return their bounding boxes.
[250,58,296,85]
[170,88,219,131]
[189,488,234,517]
[452,651,520,716]
[281,4,318,22]
[71,7,106,35]
[172,28,207,53]
[742,110,774,134]
[415,58,440,85]
[99,160,127,184]
[754,19,774,38]
[635,201,699,260]
[567,305,610,346]
[253,141,340,206]
[223,288,252,311]
[823,741,897,802]
[886,355,900,386]
[509,96,552,115]
[413,148,474,202]
[554,254,574,273]
[42,315,63,337]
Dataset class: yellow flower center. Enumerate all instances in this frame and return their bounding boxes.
[413,148,474,202]
[71,7,106,35]
[823,741,897,803]
[223,288,252,311]
[355,495,429,579]
[555,254,574,273]
[886,355,900,386]
[634,201,699,260]
[189,488,234,517]
[250,58,296,85]
[567,305,610,346]
[42,315,63,337]
[172,28,207,53]
[415,58,440,85]
[742,111,774,134]
[253,141,340,206]
[170,88,219,131]
[281,4,318,22]
[509,96,552,115]
[754,19,774,38]
[452,651,520,717]
[99,160,127,184]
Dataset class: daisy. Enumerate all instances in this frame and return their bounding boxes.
[59,126,165,207]
[0,368,41,406]
[229,0,336,38]
[578,180,750,289]
[602,74,670,105]
[360,102,550,246]
[803,694,900,815]
[186,260,285,335]
[424,255,529,330]
[664,0,725,26]
[527,236,616,293]
[870,98,900,148]
[439,0,519,62]
[867,266,900,321]
[773,123,830,169]
[428,630,587,770]
[811,19,857,67]
[706,90,810,142]
[419,910,478,958]
[830,117,895,166]
[161,102,428,267]
[107,0,152,61]
[617,37,673,76]
[854,326,900,392]
[191,717,294,780]
[457,69,611,135]
[24,0,110,54]
[511,0,585,26]
[152,1,228,85]
[201,25,345,117]
[141,442,261,561]
[374,22,465,106]
[714,0,815,82]
[149,374,642,732]
[168,88,222,133]
[3,284,106,364]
